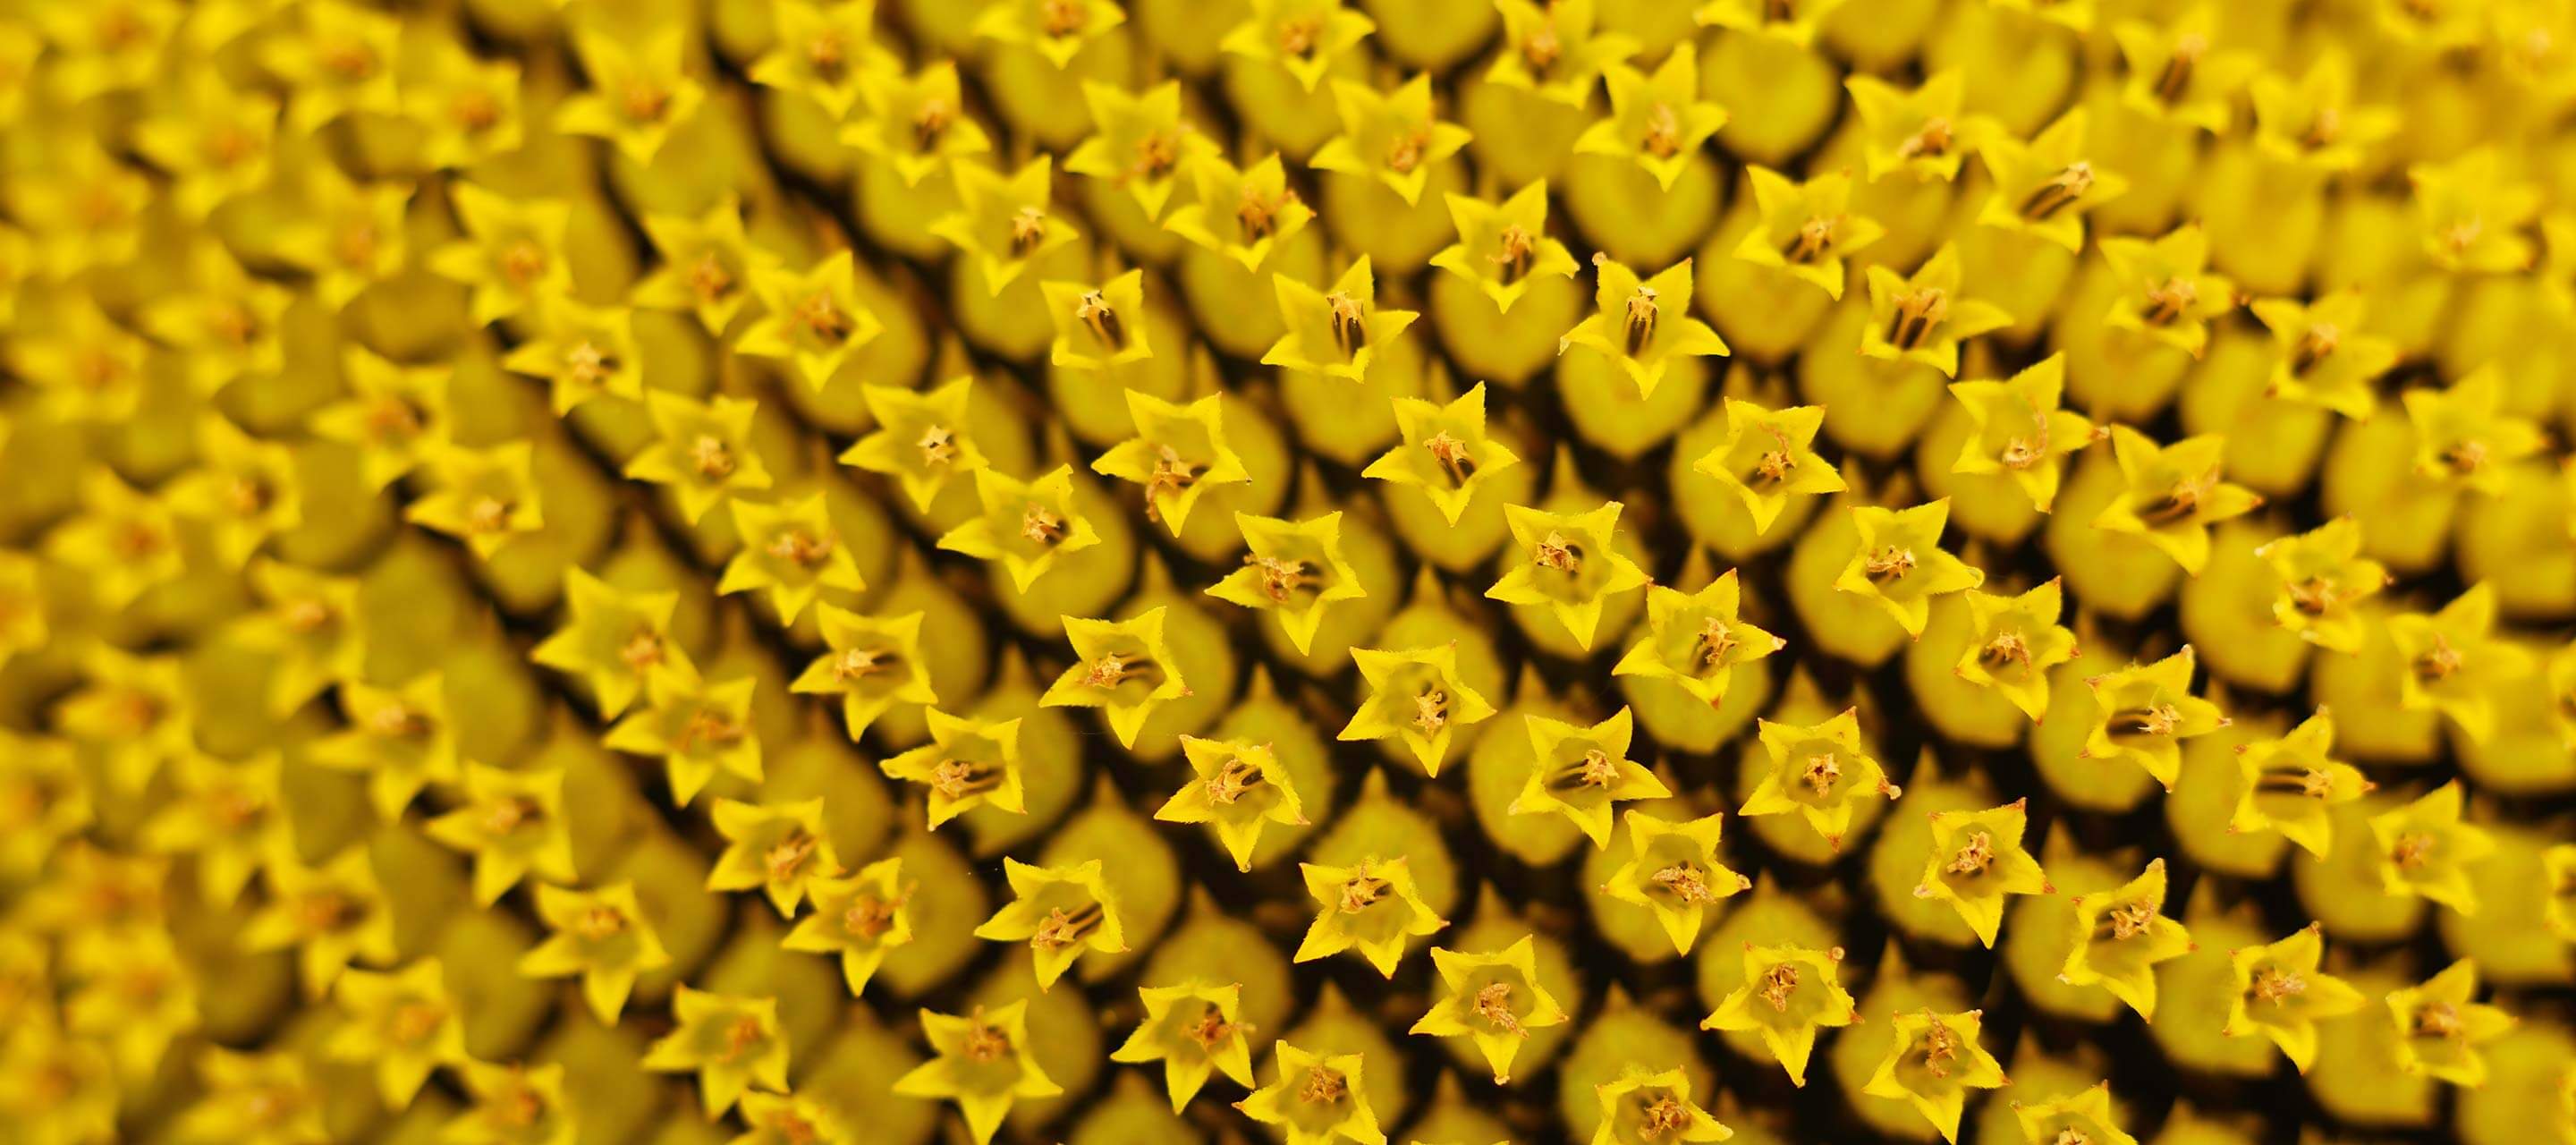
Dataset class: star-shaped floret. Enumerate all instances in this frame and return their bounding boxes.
[1208,513,1368,654]
[1861,1008,2008,1142]
[2248,291,2396,420]
[1294,856,1447,977]
[2403,367,2548,496]
[623,391,773,524]
[1265,257,1418,382]
[1042,268,1154,372]
[530,569,694,720]
[1972,108,2129,252]
[2253,518,2389,653]
[973,858,1128,990]
[2227,710,2371,857]
[1509,708,1671,847]
[1913,800,2051,946]
[1742,709,1899,848]
[2387,583,2533,744]
[2367,781,2496,914]
[1487,501,1653,648]
[601,674,764,806]
[1702,944,1857,1086]
[894,1003,1063,1145]
[2060,859,2193,1020]
[720,492,867,623]
[1692,399,1844,534]
[1955,581,2078,720]
[1410,936,1568,1083]
[1219,0,1376,92]
[844,62,992,186]
[1487,0,1638,106]
[792,606,936,740]
[1363,383,1521,525]
[1613,572,1785,709]
[737,250,886,391]
[1234,1041,1386,1145]
[708,797,843,918]
[936,466,1103,592]
[2080,647,2228,790]
[518,882,672,1024]
[930,157,1079,294]
[2099,226,2234,359]
[1043,607,1191,749]
[1064,80,1216,219]
[2223,924,2365,1073]
[423,762,576,906]
[1860,243,2012,377]
[1092,390,1252,534]
[1732,165,1885,300]
[1164,154,1313,271]
[1601,810,1750,954]
[1574,45,1726,192]
[1310,74,1470,206]
[880,709,1025,827]
[1157,736,1309,871]
[1110,980,1258,1112]
[2385,959,2517,1086]
[1558,255,1729,398]
[1847,70,1969,182]
[782,857,912,997]
[2090,428,2262,575]
[1341,644,1499,776]
[1428,181,1581,313]
[842,377,990,513]
[1948,356,2098,513]
[1834,500,1986,638]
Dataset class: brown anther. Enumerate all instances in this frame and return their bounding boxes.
[1237,184,1288,241]
[833,647,886,681]
[917,424,957,468]
[208,788,265,828]
[621,82,670,123]
[1699,617,1740,667]
[912,98,952,149]
[1521,23,1561,70]
[1337,868,1388,913]
[1141,446,1199,522]
[1897,117,1954,161]
[1886,286,1949,350]
[804,31,846,81]
[766,529,831,567]
[1980,630,2032,670]
[1206,758,1263,806]
[2412,1000,2462,1039]
[297,891,354,933]
[1920,1014,1959,1078]
[451,89,502,131]
[1030,902,1103,950]
[2412,633,2462,683]
[1650,862,1712,903]
[2114,703,2182,738]
[2106,900,2157,940]
[1641,102,1682,158]
[1863,546,1915,584]
[565,340,612,386]
[720,1015,765,1062]
[928,758,996,800]
[391,1001,446,1044]
[1534,530,1580,571]
[2154,34,2206,104]
[2301,106,2342,150]
[2019,162,2097,221]
[1326,291,1367,356]
[1129,131,1179,181]
[1802,752,1841,797]
[1081,651,1140,690]
[1040,0,1087,36]
[1182,1005,1234,1050]
[2291,322,2339,374]
[500,242,547,287]
[1385,129,1428,174]
[1300,1064,1348,1105]
[962,1010,1010,1062]
[1946,830,1995,878]
[1491,225,1537,284]
[1411,689,1448,734]
[2250,965,2307,1005]
[1276,16,1320,55]
[319,40,377,81]
[793,291,851,344]
[1075,288,1124,348]
[365,395,423,443]
[481,795,538,836]
[1640,1092,1692,1140]
[690,435,735,479]
[1759,963,1799,1012]
[1021,502,1065,546]
[1424,430,1475,485]
[1250,555,1311,603]
[2392,831,2436,870]
[2137,471,2212,525]
[674,708,745,753]
[687,251,732,304]
[225,475,274,519]
[620,629,665,671]
[764,831,818,881]
[366,701,428,740]
[843,893,900,939]
[2143,276,2197,326]
[573,905,627,941]
[1785,216,1836,264]
[1472,980,1525,1036]
[2440,438,2488,476]
[2055,1130,2092,1145]
[1623,285,1661,354]
[1577,748,1622,787]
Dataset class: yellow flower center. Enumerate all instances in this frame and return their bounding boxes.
[1886,286,1948,350]
[1030,901,1104,950]
[1759,963,1799,1011]
[1945,830,1994,877]
[1472,980,1524,1035]
[2019,162,2097,221]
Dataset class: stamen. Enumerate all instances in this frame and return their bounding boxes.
[1802,752,1840,797]
[500,242,547,288]
[1759,963,1798,1012]
[1021,502,1065,545]
[481,795,538,836]
[2254,765,2342,799]
[1698,617,1739,668]
[2291,323,2338,374]
[1623,285,1660,355]
[622,82,671,123]
[1424,430,1475,485]
[2440,439,2488,476]
[2391,832,2436,869]
[621,629,665,671]
[687,251,732,304]
[1896,117,1953,160]
[1182,1005,1235,1050]
[843,892,901,939]
[1491,225,1537,283]
[804,31,846,81]
[1534,530,1580,571]
[1980,630,2032,670]
[2137,471,2213,525]
[962,1009,1010,1062]
[1300,1064,1347,1105]
[1863,546,1915,584]
[2112,703,2182,737]
[674,708,745,753]
[1521,23,1561,70]
[690,435,734,479]
[2411,633,2462,683]
[1249,555,1311,602]
[1945,830,1994,877]
[766,529,830,567]
[913,99,952,150]
[917,424,957,468]
[1039,0,1086,37]
[565,341,614,386]
[1336,867,1387,913]
[2154,34,2205,104]
[2250,965,2306,1005]
[1075,289,1124,348]
[1029,901,1102,950]
[573,905,627,941]
[764,831,818,881]
[1920,1014,1959,1078]
[1275,17,1319,55]
[1411,689,1447,734]
[1236,184,1290,241]
[1205,757,1264,805]
[1081,651,1148,690]
[1641,103,1682,158]
[1651,862,1713,903]
[1640,1092,1692,1140]
[2412,1000,2462,1039]
[1784,216,1836,264]
[1326,292,1367,357]
[1385,129,1428,174]
[1886,287,1949,350]
[1141,445,1199,522]
[2101,900,2157,940]
[833,647,887,681]
[793,291,851,344]
[1010,207,1048,257]
[1128,131,1178,182]
[2019,163,2097,221]
[367,702,428,739]
[928,758,1000,800]
[2143,276,2197,325]
[1472,980,1524,1036]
